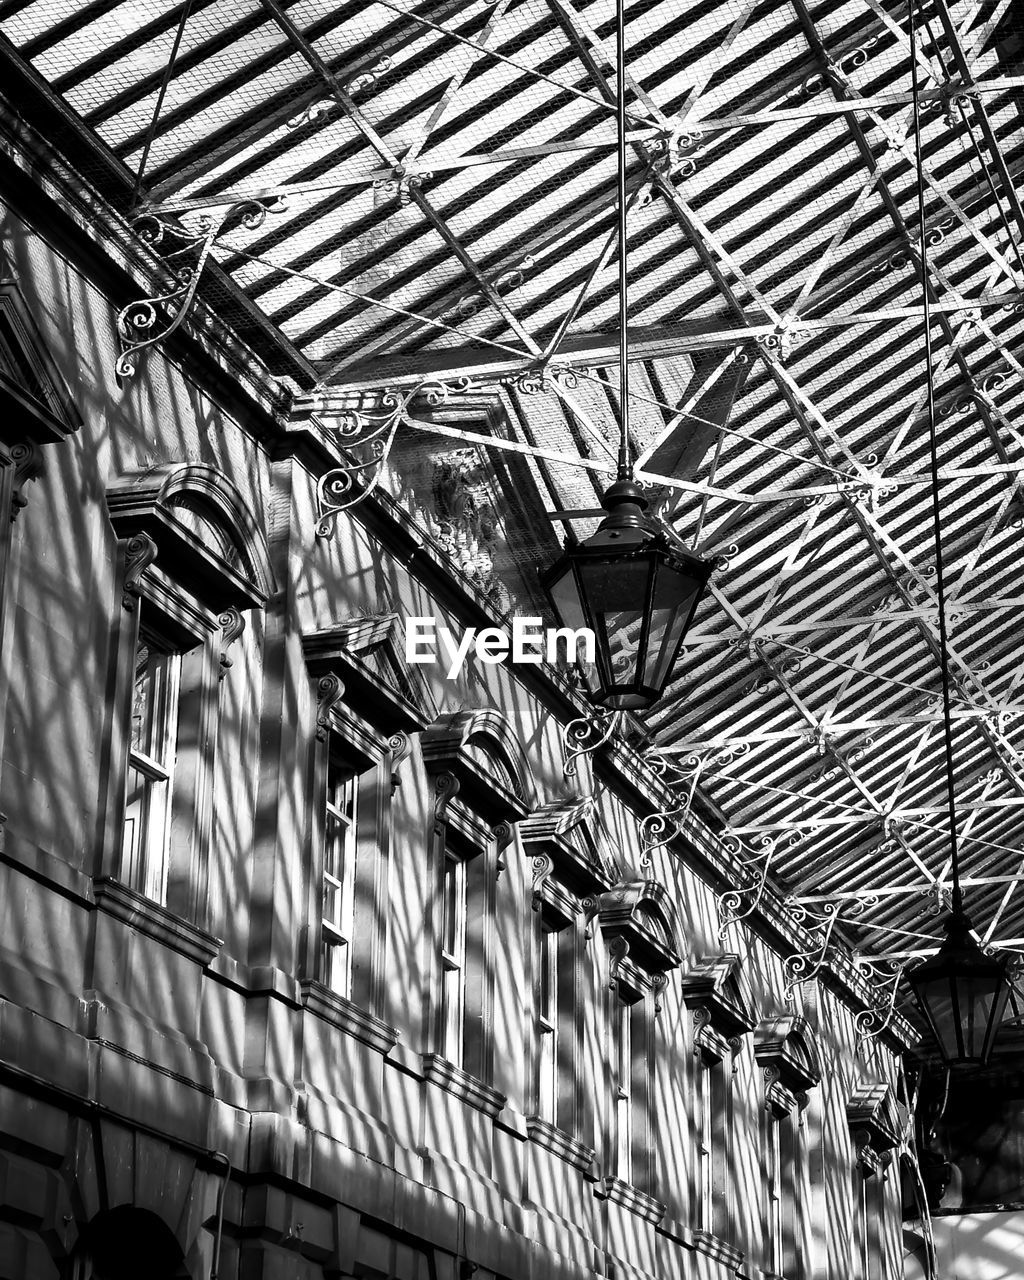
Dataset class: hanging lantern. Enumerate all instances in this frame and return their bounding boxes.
[541,478,711,711]
[907,910,1010,1067]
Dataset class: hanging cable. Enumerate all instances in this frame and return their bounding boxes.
[615,0,630,480]
[910,0,962,913]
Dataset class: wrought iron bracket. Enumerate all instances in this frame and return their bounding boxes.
[115,200,279,378]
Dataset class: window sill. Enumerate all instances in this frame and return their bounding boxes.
[688,1228,744,1268]
[93,877,221,965]
[525,1115,595,1173]
[420,1053,506,1117]
[299,980,398,1054]
[595,1176,665,1224]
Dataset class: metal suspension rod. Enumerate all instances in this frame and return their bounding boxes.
[910,0,962,913]
[616,0,630,479]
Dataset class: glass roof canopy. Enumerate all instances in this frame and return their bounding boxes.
[4,0,1024,1027]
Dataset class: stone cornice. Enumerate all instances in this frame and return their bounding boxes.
[93,878,222,966]
[420,1054,507,1118]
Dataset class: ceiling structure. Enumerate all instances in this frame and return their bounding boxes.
[4,0,1024,1028]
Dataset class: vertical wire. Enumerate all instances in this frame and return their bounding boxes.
[910,0,962,913]
[616,0,630,479]
[132,0,196,207]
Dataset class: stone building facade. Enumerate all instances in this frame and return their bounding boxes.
[0,71,912,1280]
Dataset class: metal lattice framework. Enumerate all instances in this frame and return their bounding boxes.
[5,0,1024,1027]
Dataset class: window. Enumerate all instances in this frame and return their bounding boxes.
[301,623,424,1039]
[122,627,181,903]
[421,709,533,1091]
[520,796,615,1156]
[321,760,359,997]
[103,463,271,934]
[612,995,634,1181]
[754,1015,823,1278]
[535,918,559,1123]
[440,850,468,1065]
[679,955,757,1237]
[594,878,681,1197]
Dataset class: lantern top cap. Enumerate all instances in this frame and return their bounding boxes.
[597,476,653,536]
[913,909,1007,977]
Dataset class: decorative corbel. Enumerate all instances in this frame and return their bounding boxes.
[581,894,600,940]
[9,441,42,521]
[530,853,555,912]
[433,771,461,827]
[651,972,668,1015]
[315,672,345,741]
[493,820,514,877]
[387,731,412,793]
[121,532,158,611]
[218,607,246,679]
[608,935,631,994]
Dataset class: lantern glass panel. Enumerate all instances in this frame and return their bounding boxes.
[546,559,600,698]
[642,561,703,691]
[576,557,651,699]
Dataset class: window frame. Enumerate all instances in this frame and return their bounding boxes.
[302,682,397,1024]
[100,464,270,939]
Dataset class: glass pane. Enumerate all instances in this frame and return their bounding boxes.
[577,558,650,688]
[130,644,151,753]
[643,563,702,690]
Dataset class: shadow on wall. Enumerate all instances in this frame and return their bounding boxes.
[71,1207,187,1280]
[925,1210,1024,1280]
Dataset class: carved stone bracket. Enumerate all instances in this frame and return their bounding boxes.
[388,730,412,793]
[218,607,246,679]
[432,770,461,827]
[9,441,42,521]
[121,532,158,611]
[315,672,345,741]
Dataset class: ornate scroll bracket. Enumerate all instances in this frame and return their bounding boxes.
[312,377,477,534]
[121,532,158,611]
[315,672,345,741]
[639,743,750,866]
[782,896,877,1002]
[388,731,412,794]
[562,708,625,780]
[853,958,906,1054]
[9,441,42,521]
[116,200,279,379]
[715,826,805,937]
[218,607,246,679]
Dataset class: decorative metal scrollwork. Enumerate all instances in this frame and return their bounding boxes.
[448,255,537,321]
[716,827,805,936]
[562,708,626,778]
[286,59,394,129]
[116,200,278,378]
[314,377,474,534]
[501,366,580,396]
[782,896,878,1001]
[853,958,905,1051]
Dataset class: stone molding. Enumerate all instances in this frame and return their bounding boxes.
[93,876,222,965]
[594,1176,666,1224]
[420,1053,507,1118]
[299,980,399,1055]
[524,1115,596,1173]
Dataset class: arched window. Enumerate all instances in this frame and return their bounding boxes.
[679,954,756,1238]
[299,613,427,1051]
[100,464,271,942]
[754,1014,822,1278]
[593,877,680,1205]
[519,795,618,1167]
[420,710,533,1106]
